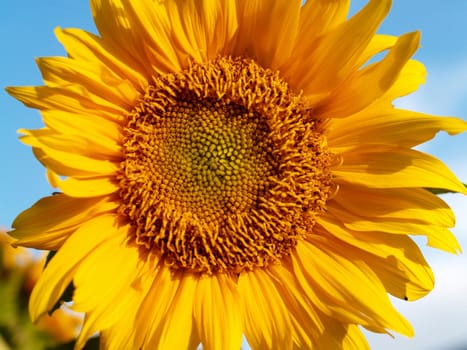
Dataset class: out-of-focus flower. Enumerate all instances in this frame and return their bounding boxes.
[0,230,82,349]
[1,229,34,272]
[6,0,467,349]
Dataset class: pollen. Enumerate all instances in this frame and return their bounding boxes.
[118,57,333,274]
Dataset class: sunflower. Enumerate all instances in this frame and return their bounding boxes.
[6,0,467,349]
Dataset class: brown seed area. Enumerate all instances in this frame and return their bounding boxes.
[118,57,333,274]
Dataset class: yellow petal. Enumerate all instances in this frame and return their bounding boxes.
[295,240,414,336]
[72,231,138,312]
[317,215,435,300]
[49,172,118,197]
[90,0,147,64]
[99,267,159,350]
[291,0,391,95]
[36,56,139,108]
[42,110,122,158]
[270,260,371,349]
[91,0,185,74]
[333,146,467,194]
[233,0,301,69]
[11,194,116,250]
[6,85,124,122]
[327,204,462,254]
[284,0,350,90]
[328,109,467,152]
[268,261,326,344]
[72,228,143,349]
[29,214,118,322]
[55,27,147,90]
[125,0,188,71]
[307,316,370,350]
[78,276,153,350]
[133,266,180,348]
[342,325,371,350]
[20,130,119,177]
[331,185,454,227]
[384,59,427,100]
[193,274,242,350]
[298,0,350,38]
[164,0,238,63]
[149,1,203,65]
[318,31,420,118]
[357,34,398,67]
[145,272,199,350]
[238,268,292,350]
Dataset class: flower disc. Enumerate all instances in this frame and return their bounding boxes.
[119,57,333,274]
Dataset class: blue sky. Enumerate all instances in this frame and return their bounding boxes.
[1,1,466,349]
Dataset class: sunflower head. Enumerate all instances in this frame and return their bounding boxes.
[6,0,467,349]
